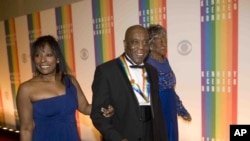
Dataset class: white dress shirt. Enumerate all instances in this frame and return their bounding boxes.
[124,55,150,106]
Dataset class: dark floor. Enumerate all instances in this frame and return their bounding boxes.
[0,128,19,141]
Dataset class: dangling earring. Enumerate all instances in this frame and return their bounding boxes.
[57,60,60,63]
[150,45,153,51]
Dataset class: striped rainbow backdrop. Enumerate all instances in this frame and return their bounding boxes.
[4,18,21,128]
[201,0,238,140]
[92,0,115,65]
[139,0,167,28]
[55,5,76,76]
[27,12,42,73]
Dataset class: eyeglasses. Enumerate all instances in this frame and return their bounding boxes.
[130,39,149,47]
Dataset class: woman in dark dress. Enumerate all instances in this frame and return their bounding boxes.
[146,24,192,141]
[16,35,113,141]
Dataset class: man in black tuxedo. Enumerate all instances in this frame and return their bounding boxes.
[90,25,168,141]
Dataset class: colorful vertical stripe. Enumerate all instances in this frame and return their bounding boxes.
[27,12,41,43]
[55,4,80,134]
[4,18,21,129]
[56,5,76,76]
[0,87,5,126]
[27,12,41,73]
[201,0,238,140]
[139,0,167,28]
[231,0,238,125]
[92,0,115,65]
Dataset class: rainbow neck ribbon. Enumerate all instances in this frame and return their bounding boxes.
[119,55,150,103]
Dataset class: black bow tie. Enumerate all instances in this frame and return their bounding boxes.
[124,54,145,69]
[130,65,145,68]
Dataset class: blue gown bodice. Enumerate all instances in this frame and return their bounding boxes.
[32,77,80,141]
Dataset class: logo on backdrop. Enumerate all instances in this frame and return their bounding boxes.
[21,53,28,63]
[80,48,89,60]
[177,40,192,56]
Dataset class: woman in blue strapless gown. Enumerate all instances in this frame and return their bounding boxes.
[16,35,113,141]
[32,77,80,141]
[147,24,192,141]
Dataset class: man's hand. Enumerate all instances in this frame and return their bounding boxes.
[101,105,114,117]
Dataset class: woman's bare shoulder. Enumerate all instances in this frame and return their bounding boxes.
[18,78,39,93]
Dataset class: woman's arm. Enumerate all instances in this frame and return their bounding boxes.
[70,76,114,116]
[175,94,192,122]
[16,83,34,141]
[69,76,91,115]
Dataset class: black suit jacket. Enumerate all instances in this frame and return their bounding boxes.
[90,55,168,141]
